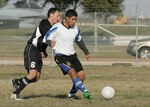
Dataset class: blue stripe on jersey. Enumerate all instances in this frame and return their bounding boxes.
[45,27,58,40]
[75,29,80,42]
[59,63,70,74]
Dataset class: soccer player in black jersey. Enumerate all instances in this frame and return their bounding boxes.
[11,8,60,100]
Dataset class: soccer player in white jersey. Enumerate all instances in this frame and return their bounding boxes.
[43,9,92,100]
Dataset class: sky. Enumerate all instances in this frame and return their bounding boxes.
[123,0,150,18]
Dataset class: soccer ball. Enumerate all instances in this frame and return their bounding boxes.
[101,86,115,100]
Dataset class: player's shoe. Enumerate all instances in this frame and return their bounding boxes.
[11,79,19,90]
[68,93,78,99]
[83,91,92,100]
[11,93,23,100]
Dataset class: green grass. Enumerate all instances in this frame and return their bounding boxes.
[0,25,150,37]
[0,35,133,59]
[0,26,149,106]
[0,28,34,36]
[0,65,150,107]
[79,25,150,36]
[97,26,150,36]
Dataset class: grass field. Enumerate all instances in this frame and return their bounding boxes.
[0,25,150,37]
[0,24,150,107]
[0,35,133,60]
[0,65,150,107]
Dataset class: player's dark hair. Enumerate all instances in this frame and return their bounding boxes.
[65,9,78,18]
[47,7,60,18]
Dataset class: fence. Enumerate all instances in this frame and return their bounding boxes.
[0,3,150,66]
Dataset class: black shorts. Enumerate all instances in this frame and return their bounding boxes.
[24,44,43,73]
[54,53,83,75]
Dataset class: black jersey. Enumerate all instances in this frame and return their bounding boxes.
[27,19,52,52]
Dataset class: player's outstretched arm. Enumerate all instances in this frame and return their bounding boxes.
[76,39,89,55]
[85,54,91,61]
[76,39,91,60]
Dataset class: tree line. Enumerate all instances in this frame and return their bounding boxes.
[0,0,124,23]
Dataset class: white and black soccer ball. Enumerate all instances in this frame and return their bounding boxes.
[101,86,115,100]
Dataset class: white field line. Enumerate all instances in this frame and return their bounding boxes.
[97,26,118,37]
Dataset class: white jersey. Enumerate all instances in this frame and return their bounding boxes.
[43,22,82,55]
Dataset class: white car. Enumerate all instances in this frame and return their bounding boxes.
[127,38,150,59]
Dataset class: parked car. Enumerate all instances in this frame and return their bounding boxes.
[127,38,150,59]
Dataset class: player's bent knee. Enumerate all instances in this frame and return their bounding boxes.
[77,71,86,81]
[31,77,37,82]
[70,68,77,76]
[30,74,41,83]
[28,70,38,80]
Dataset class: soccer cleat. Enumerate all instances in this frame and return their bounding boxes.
[68,93,78,99]
[83,91,92,100]
[11,79,19,90]
[11,93,23,100]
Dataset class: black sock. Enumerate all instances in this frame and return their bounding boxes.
[15,77,23,85]
[13,76,32,94]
